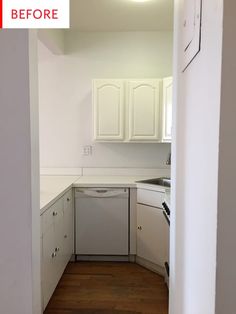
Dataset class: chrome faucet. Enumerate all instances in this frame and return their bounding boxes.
[166,152,171,166]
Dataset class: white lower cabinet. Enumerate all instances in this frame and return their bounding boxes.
[137,204,166,266]
[136,189,167,273]
[41,189,74,310]
[42,209,58,309]
[41,185,168,308]
[63,190,74,265]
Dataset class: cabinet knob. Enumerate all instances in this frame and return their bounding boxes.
[137,226,142,230]
[55,247,60,252]
[52,252,56,258]
[64,234,68,239]
[53,211,58,216]
[67,198,70,202]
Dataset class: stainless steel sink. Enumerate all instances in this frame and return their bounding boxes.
[137,177,171,188]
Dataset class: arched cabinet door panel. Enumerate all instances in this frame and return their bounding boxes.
[127,80,161,142]
[93,80,125,141]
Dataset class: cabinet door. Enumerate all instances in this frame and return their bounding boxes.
[63,190,74,265]
[127,80,160,141]
[42,194,73,310]
[93,79,125,141]
[42,209,57,309]
[53,198,65,280]
[137,204,167,266]
[162,77,173,142]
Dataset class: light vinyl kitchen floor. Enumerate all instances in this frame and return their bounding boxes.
[44,262,168,314]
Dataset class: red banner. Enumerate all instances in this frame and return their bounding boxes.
[0,0,2,28]
[0,0,69,29]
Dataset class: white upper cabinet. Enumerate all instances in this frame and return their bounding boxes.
[93,79,161,143]
[93,80,125,141]
[127,80,161,142]
[162,77,173,142]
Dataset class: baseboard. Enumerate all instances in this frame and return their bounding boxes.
[135,256,165,277]
[129,255,136,262]
[70,254,76,262]
[75,255,130,262]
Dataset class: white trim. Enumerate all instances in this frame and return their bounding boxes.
[76,255,130,262]
[82,167,170,177]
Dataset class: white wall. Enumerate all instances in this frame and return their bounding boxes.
[29,30,42,314]
[38,29,65,54]
[215,1,236,313]
[38,31,172,169]
[170,0,223,314]
[0,30,41,314]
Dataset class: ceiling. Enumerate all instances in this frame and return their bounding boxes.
[70,0,174,31]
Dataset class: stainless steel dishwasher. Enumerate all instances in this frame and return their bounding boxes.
[75,188,129,258]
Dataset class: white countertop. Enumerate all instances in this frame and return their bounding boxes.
[73,176,159,188]
[40,176,79,214]
[40,175,171,215]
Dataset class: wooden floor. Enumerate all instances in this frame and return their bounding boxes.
[44,262,169,314]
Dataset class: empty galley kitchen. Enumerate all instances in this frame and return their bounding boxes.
[2,0,236,314]
[38,0,173,313]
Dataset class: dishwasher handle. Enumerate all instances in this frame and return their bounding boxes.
[76,188,128,198]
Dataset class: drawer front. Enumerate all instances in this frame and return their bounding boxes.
[42,198,64,234]
[137,188,164,208]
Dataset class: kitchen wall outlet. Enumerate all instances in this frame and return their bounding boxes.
[82,145,93,156]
